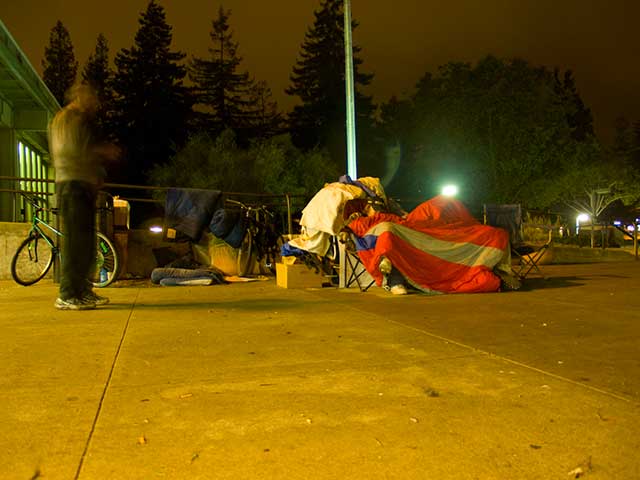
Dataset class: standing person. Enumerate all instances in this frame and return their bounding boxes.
[49,83,117,310]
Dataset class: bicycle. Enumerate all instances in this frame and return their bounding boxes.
[228,200,281,276]
[11,192,120,287]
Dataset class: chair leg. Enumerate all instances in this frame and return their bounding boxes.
[513,245,549,279]
[345,250,374,292]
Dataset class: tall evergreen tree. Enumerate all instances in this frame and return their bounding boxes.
[82,34,112,104]
[42,20,78,106]
[82,33,113,135]
[286,0,375,164]
[246,79,284,139]
[111,0,192,185]
[189,7,253,138]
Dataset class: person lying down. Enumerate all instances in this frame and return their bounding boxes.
[341,195,520,295]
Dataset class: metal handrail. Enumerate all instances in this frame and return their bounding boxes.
[0,176,307,235]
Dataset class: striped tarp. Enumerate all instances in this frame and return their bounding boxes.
[347,196,510,294]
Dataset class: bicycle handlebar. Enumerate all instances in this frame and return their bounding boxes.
[19,191,49,210]
[226,199,274,217]
[19,190,113,213]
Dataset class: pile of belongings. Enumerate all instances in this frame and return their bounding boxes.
[282,176,514,294]
[164,187,245,248]
[344,195,511,294]
[150,252,227,287]
[282,175,387,257]
[153,188,245,285]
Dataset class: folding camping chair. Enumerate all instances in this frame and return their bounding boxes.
[337,234,375,291]
[483,204,553,279]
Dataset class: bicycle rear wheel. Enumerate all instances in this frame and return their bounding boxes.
[11,233,55,286]
[91,232,120,288]
[236,232,254,276]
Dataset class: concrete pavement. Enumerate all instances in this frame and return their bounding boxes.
[0,262,639,479]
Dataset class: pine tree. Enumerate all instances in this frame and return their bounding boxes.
[246,79,284,139]
[189,7,253,138]
[286,0,375,162]
[82,33,113,135]
[110,0,192,185]
[42,20,78,106]
[82,34,112,104]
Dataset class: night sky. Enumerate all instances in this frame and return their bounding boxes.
[1,0,638,143]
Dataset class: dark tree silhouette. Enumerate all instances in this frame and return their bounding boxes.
[286,0,375,164]
[554,69,594,141]
[189,6,254,138]
[82,33,113,135]
[246,79,284,139]
[42,20,77,106]
[110,0,192,185]
[82,34,112,104]
[379,56,603,209]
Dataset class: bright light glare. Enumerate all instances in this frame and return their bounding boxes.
[441,185,458,197]
[627,225,636,232]
[576,214,590,223]
[149,225,163,234]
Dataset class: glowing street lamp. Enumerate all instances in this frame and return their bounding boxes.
[576,213,590,234]
[576,213,590,223]
[441,184,459,197]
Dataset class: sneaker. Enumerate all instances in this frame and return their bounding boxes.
[55,297,96,310]
[494,269,522,291]
[389,284,408,295]
[83,291,110,306]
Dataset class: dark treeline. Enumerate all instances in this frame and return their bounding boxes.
[41,0,640,219]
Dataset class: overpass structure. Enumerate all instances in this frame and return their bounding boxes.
[0,18,59,221]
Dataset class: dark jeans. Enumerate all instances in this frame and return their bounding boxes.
[57,180,96,300]
[387,267,405,287]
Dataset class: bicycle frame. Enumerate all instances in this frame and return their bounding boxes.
[30,214,62,252]
[12,191,120,288]
[227,199,280,275]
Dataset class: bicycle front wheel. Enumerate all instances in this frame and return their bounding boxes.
[91,232,120,288]
[11,234,55,286]
[236,232,254,276]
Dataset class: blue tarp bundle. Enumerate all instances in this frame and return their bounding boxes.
[209,208,246,248]
[165,188,224,240]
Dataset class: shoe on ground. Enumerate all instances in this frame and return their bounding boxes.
[55,297,96,310]
[83,291,110,306]
[494,269,522,291]
[379,257,392,275]
[389,284,408,295]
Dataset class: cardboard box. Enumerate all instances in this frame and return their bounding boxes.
[113,231,129,276]
[276,262,324,289]
[113,197,130,229]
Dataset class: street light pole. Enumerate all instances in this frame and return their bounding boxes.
[344,0,357,179]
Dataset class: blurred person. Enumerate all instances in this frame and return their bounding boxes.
[49,83,119,310]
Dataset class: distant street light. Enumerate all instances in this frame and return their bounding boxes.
[441,184,459,197]
[576,213,590,235]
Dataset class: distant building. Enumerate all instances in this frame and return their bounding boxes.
[0,18,59,221]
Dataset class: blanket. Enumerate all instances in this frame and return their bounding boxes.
[287,177,385,256]
[165,188,224,240]
[347,195,509,294]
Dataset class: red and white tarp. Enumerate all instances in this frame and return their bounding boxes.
[347,195,509,294]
